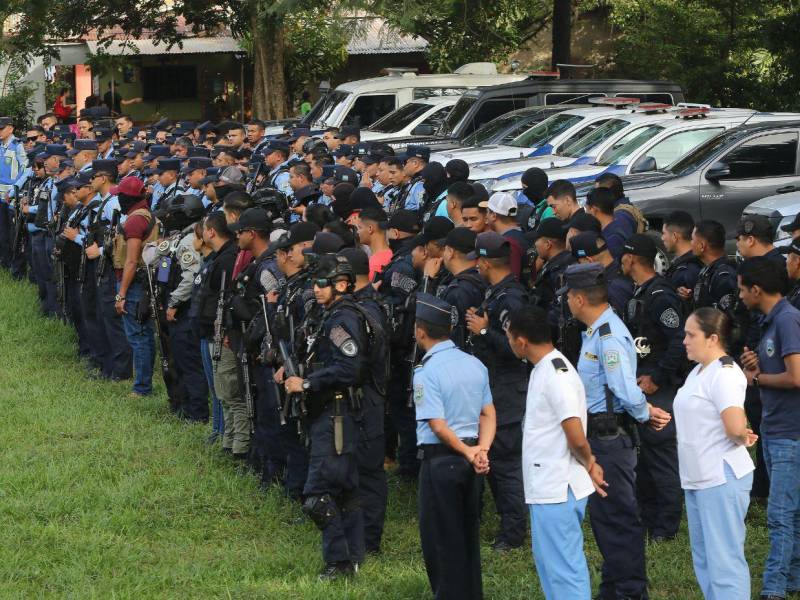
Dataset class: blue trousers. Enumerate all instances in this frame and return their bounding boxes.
[530,489,591,600]
[118,280,154,395]
[685,464,752,600]
[98,270,132,380]
[762,436,800,597]
[200,338,224,434]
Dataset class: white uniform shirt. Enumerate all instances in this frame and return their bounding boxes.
[673,357,755,490]
[522,348,594,504]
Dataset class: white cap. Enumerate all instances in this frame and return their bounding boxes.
[220,165,244,184]
[484,191,518,217]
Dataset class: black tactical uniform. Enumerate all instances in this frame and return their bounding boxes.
[439,266,486,350]
[664,249,702,314]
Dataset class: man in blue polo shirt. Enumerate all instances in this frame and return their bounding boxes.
[414,292,496,600]
[739,256,800,600]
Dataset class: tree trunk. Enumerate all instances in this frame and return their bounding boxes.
[249,3,288,120]
[551,0,572,74]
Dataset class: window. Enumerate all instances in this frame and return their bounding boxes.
[421,105,453,128]
[412,87,467,99]
[721,132,798,179]
[558,118,630,158]
[545,93,606,105]
[596,125,665,166]
[141,66,197,101]
[508,113,584,149]
[440,96,478,136]
[469,98,530,134]
[342,94,397,128]
[311,91,349,127]
[638,128,725,170]
[367,102,431,133]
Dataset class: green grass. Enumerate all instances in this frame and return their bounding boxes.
[0,270,771,599]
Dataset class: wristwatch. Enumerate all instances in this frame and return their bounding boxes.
[115,294,125,302]
[479,328,487,336]
[302,379,311,391]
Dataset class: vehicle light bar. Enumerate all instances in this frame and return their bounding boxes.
[633,103,673,114]
[675,107,711,119]
[589,97,642,109]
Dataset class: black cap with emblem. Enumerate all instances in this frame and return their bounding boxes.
[620,233,658,262]
[737,214,773,239]
[415,292,454,329]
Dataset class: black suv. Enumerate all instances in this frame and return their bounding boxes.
[576,120,800,254]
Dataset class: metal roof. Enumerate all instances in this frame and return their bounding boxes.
[85,37,242,56]
[346,19,428,55]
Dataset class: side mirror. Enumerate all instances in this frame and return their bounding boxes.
[411,124,436,136]
[705,161,731,182]
[630,155,657,174]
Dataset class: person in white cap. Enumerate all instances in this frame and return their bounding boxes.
[481,191,530,281]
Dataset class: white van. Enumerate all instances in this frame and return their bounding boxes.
[266,63,525,135]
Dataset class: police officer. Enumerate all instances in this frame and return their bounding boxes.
[151,158,182,212]
[784,238,800,309]
[378,209,422,479]
[269,221,319,499]
[229,207,286,485]
[339,247,389,555]
[465,231,529,552]
[160,194,209,421]
[392,145,429,214]
[565,262,672,600]
[437,227,486,350]
[620,234,685,542]
[0,116,30,270]
[283,254,367,581]
[264,140,293,197]
[530,217,575,311]
[570,231,633,317]
[414,292,496,600]
[692,219,737,314]
[661,210,702,311]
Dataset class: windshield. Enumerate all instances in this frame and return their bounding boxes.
[509,113,584,149]
[367,102,432,133]
[558,118,630,158]
[312,90,349,127]
[462,111,527,146]
[439,96,477,136]
[668,131,734,175]
[596,125,665,166]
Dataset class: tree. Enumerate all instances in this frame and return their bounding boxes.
[1,0,347,120]
[551,0,572,70]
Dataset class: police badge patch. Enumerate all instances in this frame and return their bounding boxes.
[330,325,358,357]
[766,338,776,357]
[414,383,424,406]
[180,251,195,267]
[659,308,680,328]
[604,350,620,370]
[450,306,459,327]
[391,271,417,294]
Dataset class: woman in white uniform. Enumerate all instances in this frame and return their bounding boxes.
[674,307,757,600]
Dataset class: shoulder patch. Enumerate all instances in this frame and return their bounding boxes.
[551,357,569,372]
[604,349,620,370]
[719,355,735,367]
[180,250,196,266]
[330,325,357,357]
[598,322,612,338]
[659,307,680,328]
[391,271,417,294]
[413,383,424,406]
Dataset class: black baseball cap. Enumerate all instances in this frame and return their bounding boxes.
[229,207,271,233]
[781,214,800,234]
[380,209,421,234]
[570,231,607,259]
[557,263,606,295]
[565,212,601,234]
[308,231,345,254]
[271,221,320,251]
[0,116,13,128]
[444,226,477,255]
[531,217,567,241]
[737,214,773,239]
[621,233,658,262]
[338,247,370,276]
[415,216,454,245]
[467,231,511,260]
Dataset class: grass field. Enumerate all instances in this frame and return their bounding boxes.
[0,270,772,599]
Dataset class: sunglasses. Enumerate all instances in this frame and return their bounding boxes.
[313,278,333,288]
[27,136,39,142]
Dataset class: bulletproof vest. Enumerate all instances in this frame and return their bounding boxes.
[111,208,160,269]
[153,184,178,212]
[532,251,573,308]
[625,276,675,365]
[0,138,21,188]
[392,176,422,214]
[693,257,737,312]
[471,277,529,376]
[58,205,87,274]
[33,180,53,229]
[338,297,390,396]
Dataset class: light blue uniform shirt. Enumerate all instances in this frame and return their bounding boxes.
[371,181,385,195]
[269,161,293,197]
[404,179,425,212]
[0,135,29,199]
[576,306,649,422]
[150,181,165,211]
[413,339,492,445]
[434,191,451,220]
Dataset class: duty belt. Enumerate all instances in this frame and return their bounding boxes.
[417,438,478,460]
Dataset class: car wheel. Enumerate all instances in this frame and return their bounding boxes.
[645,229,670,275]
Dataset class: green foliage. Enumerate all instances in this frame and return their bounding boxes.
[369,0,552,72]
[607,0,797,109]
[0,54,35,127]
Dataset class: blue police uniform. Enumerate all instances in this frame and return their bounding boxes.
[0,133,29,269]
[664,250,702,299]
[757,298,800,598]
[301,294,368,572]
[415,320,492,600]
[29,177,60,316]
[269,160,293,197]
[577,296,650,600]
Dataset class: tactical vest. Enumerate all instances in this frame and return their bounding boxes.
[112,208,160,269]
[0,138,21,191]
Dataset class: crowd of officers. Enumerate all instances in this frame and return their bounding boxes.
[0,111,799,600]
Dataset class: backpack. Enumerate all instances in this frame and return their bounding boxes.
[614,202,648,234]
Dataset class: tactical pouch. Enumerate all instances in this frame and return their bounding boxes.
[136,287,152,324]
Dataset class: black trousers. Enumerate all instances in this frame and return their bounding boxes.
[486,423,527,546]
[80,259,110,372]
[357,432,387,554]
[418,452,483,600]
[252,362,286,484]
[169,315,208,421]
[745,385,770,498]
[65,275,90,357]
[589,434,649,600]
[636,383,682,538]
[387,367,418,476]
[0,204,11,268]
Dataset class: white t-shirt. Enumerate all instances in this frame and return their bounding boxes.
[522,348,595,504]
[673,357,755,490]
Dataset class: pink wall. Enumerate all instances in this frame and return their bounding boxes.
[75,64,92,112]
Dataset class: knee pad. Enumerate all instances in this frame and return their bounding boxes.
[302,493,338,530]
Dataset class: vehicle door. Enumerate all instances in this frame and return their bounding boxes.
[699,129,800,236]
